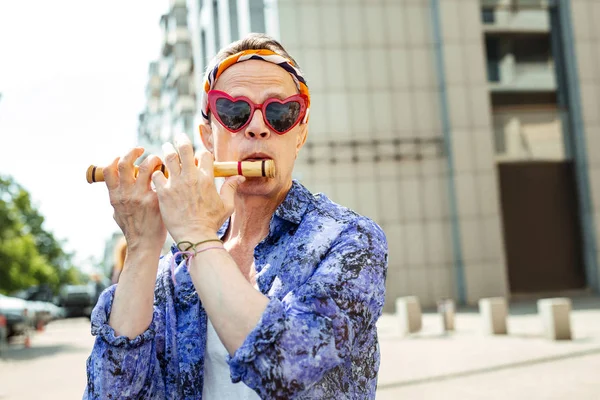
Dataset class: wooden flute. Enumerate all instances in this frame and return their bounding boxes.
[86,160,275,184]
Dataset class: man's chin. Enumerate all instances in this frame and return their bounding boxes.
[237,177,274,194]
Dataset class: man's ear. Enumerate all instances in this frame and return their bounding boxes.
[199,123,214,153]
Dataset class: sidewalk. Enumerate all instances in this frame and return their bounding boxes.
[0,318,94,400]
[376,296,600,399]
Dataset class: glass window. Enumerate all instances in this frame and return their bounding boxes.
[491,92,557,107]
[485,37,500,82]
[200,29,208,70]
[174,42,191,59]
[176,76,191,95]
[173,7,187,26]
[481,8,495,24]
[249,0,265,33]
[229,0,239,40]
[514,36,551,66]
[213,0,221,50]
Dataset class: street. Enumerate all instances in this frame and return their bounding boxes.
[1,298,600,399]
[0,318,94,400]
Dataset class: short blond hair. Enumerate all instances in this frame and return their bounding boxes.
[207,33,303,77]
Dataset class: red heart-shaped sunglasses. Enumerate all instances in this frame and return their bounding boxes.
[207,90,309,134]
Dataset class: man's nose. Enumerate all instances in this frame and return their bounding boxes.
[244,109,270,139]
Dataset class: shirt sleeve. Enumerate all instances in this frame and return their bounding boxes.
[227,216,388,399]
[83,271,168,399]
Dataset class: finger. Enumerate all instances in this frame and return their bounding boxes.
[104,157,120,191]
[118,147,145,185]
[151,169,168,192]
[175,133,195,175]
[220,175,245,213]
[198,149,215,180]
[162,142,181,177]
[137,155,164,190]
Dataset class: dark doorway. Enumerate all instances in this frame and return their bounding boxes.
[498,161,586,293]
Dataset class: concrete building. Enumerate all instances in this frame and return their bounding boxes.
[101,232,124,279]
[103,0,197,271]
[137,0,600,311]
[138,0,197,156]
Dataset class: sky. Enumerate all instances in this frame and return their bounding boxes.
[0,1,167,273]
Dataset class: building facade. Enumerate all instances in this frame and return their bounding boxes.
[138,0,197,156]
[135,0,600,311]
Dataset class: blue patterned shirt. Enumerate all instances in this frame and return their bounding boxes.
[84,180,388,399]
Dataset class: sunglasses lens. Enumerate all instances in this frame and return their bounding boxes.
[265,101,301,133]
[215,98,251,131]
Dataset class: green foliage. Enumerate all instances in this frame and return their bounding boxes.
[0,175,80,294]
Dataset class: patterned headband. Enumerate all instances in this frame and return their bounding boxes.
[200,49,310,122]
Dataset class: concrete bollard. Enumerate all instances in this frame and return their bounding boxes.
[537,298,572,341]
[437,299,455,332]
[479,297,508,335]
[395,296,422,336]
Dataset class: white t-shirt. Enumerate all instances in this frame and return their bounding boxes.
[202,318,262,400]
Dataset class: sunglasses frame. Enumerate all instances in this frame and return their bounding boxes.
[207,90,309,135]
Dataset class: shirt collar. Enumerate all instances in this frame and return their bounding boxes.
[273,180,314,224]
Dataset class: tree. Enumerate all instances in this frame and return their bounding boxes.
[0,175,80,294]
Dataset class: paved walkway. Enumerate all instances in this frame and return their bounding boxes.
[376,296,600,399]
[0,318,94,399]
[1,297,599,399]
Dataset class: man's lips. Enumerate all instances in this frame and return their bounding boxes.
[241,153,272,162]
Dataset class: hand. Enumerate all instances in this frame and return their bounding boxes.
[152,133,245,243]
[103,147,167,253]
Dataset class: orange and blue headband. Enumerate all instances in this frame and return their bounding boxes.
[200,49,310,122]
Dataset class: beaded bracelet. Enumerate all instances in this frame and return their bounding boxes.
[171,239,225,284]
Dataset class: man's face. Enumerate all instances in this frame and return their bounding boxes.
[202,60,308,197]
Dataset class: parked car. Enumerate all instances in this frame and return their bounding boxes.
[45,302,66,320]
[12,285,66,327]
[0,294,31,337]
[0,313,7,351]
[13,284,54,303]
[27,300,57,328]
[58,285,96,318]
